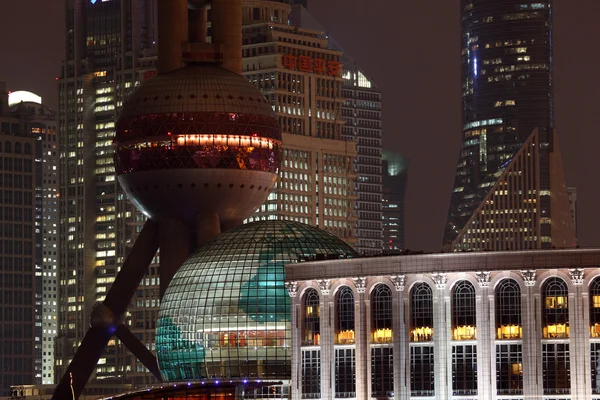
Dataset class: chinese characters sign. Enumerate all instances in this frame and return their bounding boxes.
[282,54,341,77]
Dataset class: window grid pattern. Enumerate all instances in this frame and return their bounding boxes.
[496,279,522,339]
[411,282,433,342]
[371,284,393,343]
[335,286,355,344]
[542,277,569,339]
[452,344,477,396]
[301,350,321,399]
[410,346,434,397]
[452,280,476,340]
[371,347,394,398]
[591,277,600,337]
[496,343,523,395]
[542,343,571,395]
[155,220,357,381]
[303,289,321,346]
[334,348,356,398]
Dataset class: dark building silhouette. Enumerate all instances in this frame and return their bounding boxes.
[382,151,408,254]
[444,0,575,251]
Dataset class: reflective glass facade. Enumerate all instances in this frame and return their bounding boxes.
[445,0,555,249]
[156,220,357,381]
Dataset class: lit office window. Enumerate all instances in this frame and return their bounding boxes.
[496,344,523,395]
[590,277,600,337]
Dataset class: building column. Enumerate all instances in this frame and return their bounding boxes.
[353,277,368,400]
[432,273,448,400]
[285,282,300,400]
[569,268,586,399]
[521,270,540,399]
[475,272,492,400]
[317,279,333,400]
[391,275,406,400]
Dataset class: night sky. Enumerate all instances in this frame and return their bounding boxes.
[0,0,598,251]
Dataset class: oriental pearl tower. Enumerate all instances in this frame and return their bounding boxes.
[52,1,281,398]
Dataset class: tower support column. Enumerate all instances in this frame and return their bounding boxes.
[159,219,191,298]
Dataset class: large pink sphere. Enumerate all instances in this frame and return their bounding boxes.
[115,64,281,223]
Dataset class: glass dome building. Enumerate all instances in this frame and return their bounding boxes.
[156,220,358,382]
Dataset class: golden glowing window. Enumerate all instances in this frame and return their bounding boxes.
[542,278,569,339]
[452,281,476,340]
[371,285,393,343]
[411,282,434,342]
[335,286,355,344]
[303,289,320,346]
[590,278,600,337]
[496,279,522,340]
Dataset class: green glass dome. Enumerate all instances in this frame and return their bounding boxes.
[156,220,358,381]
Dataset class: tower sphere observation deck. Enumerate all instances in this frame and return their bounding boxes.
[115,64,281,224]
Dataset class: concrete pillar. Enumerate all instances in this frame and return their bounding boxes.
[394,295,407,399]
[159,219,190,298]
[211,0,243,74]
[355,293,368,399]
[488,294,498,398]
[189,7,208,44]
[157,0,188,74]
[581,288,593,400]
[320,292,333,400]
[291,298,300,400]
[433,290,449,400]
[197,212,221,248]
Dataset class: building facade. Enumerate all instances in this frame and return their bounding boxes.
[57,0,158,386]
[289,4,384,255]
[9,92,60,386]
[0,85,38,394]
[241,1,358,245]
[286,248,600,400]
[444,0,574,251]
[382,151,408,253]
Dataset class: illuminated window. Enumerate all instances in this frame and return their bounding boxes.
[542,278,569,339]
[496,279,522,339]
[452,281,476,340]
[335,286,355,344]
[371,284,393,343]
[590,277,600,337]
[303,289,320,346]
[411,283,433,342]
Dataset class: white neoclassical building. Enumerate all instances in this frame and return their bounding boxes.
[284,248,600,400]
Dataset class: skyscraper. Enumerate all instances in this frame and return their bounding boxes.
[381,151,408,253]
[9,92,60,386]
[57,0,158,385]
[242,1,358,245]
[444,0,575,251]
[289,4,384,255]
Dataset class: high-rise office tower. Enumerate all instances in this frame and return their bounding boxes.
[57,0,158,385]
[0,85,58,394]
[444,0,575,251]
[9,91,60,386]
[289,5,384,255]
[242,1,358,245]
[381,151,408,253]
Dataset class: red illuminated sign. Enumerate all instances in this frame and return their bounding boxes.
[282,54,342,77]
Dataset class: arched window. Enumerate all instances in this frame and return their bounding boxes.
[452,280,476,340]
[303,289,320,346]
[590,277,600,337]
[496,279,522,339]
[335,286,355,344]
[14,142,21,154]
[4,141,11,153]
[24,143,31,155]
[542,277,569,339]
[411,282,433,342]
[371,284,393,343]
